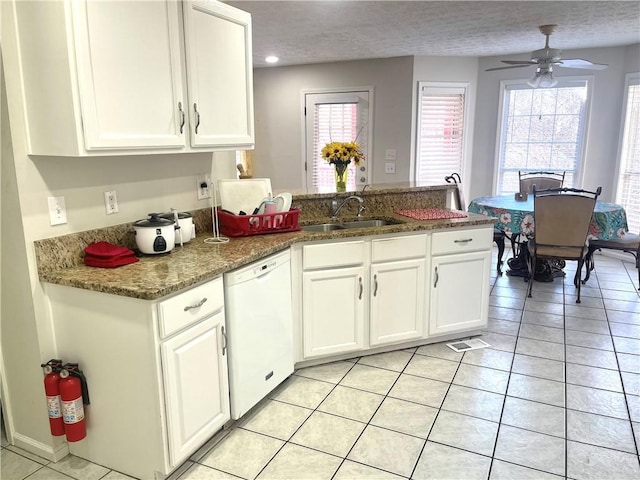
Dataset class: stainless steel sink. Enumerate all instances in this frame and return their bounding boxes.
[301,223,346,232]
[342,219,396,229]
[301,219,400,232]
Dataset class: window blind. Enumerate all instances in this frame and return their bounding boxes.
[312,103,358,190]
[416,86,466,184]
[496,82,588,194]
[616,77,640,233]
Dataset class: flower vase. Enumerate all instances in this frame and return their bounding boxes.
[334,164,348,192]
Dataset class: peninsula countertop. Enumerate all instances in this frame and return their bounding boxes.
[37,211,495,300]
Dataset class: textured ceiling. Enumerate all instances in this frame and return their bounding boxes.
[226,1,640,68]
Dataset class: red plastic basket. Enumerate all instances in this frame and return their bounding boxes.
[216,208,301,237]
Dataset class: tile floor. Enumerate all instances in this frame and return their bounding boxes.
[1,249,639,480]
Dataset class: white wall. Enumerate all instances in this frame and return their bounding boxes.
[0,3,238,453]
[471,44,639,202]
[252,57,415,190]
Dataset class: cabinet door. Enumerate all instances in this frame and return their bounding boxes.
[429,251,491,336]
[370,259,425,346]
[302,266,366,358]
[183,1,254,148]
[72,1,186,150]
[161,311,230,467]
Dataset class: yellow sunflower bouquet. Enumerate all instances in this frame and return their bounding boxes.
[321,141,365,192]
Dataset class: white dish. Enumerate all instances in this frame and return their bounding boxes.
[274,192,292,212]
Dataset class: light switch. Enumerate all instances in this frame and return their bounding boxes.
[385,149,396,161]
[48,196,67,225]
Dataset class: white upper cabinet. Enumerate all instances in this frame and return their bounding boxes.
[72,1,186,150]
[183,1,254,148]
[11,0,254,156]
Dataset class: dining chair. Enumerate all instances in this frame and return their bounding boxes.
[527,186,602,303]
[583,231,640,290]
[445,173,506,275]
[519,171,565,193]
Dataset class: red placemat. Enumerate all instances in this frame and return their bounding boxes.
[394,208,468,220]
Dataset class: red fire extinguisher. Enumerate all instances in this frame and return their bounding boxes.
[59,363,90,442]
[41,359,65,436]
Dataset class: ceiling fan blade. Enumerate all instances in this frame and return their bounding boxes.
[501,60,537,65]
[486,64,532,72]
[559,58,608,70]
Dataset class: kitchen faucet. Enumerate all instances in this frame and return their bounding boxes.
[331,195,366,219]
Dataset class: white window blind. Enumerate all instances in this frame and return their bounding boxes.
[416,85,466,184]
[496,81,588,194]
[312,102,358,190]
[616,75,640,233]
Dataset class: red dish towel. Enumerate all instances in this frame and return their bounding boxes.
[83,254,139,268]
[83,241,139,268]
[394,208,468,220]
[84,241,134,259]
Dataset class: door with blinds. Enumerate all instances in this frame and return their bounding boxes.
[304,91,372,192]
[415,83,469,185]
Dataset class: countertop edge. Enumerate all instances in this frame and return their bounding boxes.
[39,213,496,300]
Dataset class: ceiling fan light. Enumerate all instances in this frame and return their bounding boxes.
[527,70,557,88]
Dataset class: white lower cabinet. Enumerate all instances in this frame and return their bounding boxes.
[45,277,229,479]
[300,234,428,360]
[428,228,493,336]
[370,258,426,346]
[302,266,366,357]
[161,311,229,466]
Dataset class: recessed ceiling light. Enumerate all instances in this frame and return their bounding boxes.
[265,55,279,64]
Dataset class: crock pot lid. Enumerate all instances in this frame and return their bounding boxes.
[134,214,174,227]
[159,211,193,220]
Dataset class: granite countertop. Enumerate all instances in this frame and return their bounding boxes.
[37,210,495,300]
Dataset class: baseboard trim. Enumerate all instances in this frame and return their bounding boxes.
[12,432,69,462]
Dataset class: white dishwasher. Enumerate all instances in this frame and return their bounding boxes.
[223,249,294,419]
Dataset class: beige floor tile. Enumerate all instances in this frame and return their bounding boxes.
[441,384,505,422]
[404,355,459,382]
[501,396,565,437]
[453,363,510,394]
[428,410,499,456]
[388,374,450,408]
[413,442,491,480]
[0,450,42,480]
[339,364,400,395]
[256,443,341,480]
[357,350,413,372]
[48,455,110,480]
[200,429,284,479]
[333,460,405,480]
[370,397,438,438]
[489,460,563,479]
[317,385,384,423]
[567,441,640,480]
[348,425,424,477]
[239,399,313,440]
[290,411,365,457]
[494,425,565,476]
[268,375,334,409]
[294,361,355,383]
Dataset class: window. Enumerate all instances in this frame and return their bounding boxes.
[304,90,371,192]
[415,83,469,184]
[615,73,640,233]
[495,80,590,194]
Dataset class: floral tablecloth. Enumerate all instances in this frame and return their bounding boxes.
[468,195,629,240]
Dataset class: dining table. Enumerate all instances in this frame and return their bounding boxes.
[468,194,629,280]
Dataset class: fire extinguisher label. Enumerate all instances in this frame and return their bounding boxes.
[46,395,62,418]
[62,398,85,424]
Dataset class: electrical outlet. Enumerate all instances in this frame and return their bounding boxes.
[197,174,211,200]
[385,162,396,174]
[48,196,67,225]
[104,190,119,215]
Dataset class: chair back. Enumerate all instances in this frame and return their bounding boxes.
[532,186,601,258]
[519,171,565,194]
[444,173,465,211]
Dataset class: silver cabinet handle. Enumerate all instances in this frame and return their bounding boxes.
[178,102,185,134]
[373,274,378,297]
[183,297,207,311]
[358,277,363,300]
[193,103,200,134]
[454,238,473,243]
[434,267,439,288]
[221,325,227,356]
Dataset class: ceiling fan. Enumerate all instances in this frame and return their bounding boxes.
[486,25,608,87]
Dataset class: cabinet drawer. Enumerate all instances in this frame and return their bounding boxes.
[431,228,493,255]
[158,277,224,339]
[372,234,427,263]
[303,241,366,270]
